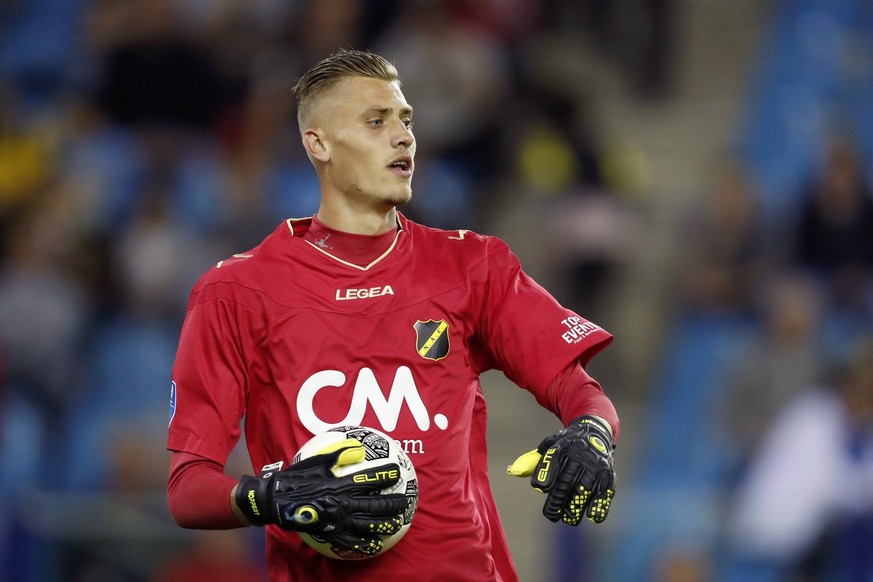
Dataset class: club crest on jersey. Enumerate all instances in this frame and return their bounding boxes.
[413,319,450,361]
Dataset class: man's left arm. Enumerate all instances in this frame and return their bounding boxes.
[473,238,619,524]
[507,360,619,525]
[539,359,619,439]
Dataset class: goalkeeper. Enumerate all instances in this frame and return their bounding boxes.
[167,49,619,582]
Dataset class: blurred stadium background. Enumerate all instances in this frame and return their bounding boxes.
[1,0,873,580]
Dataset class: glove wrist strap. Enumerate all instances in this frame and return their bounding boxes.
[236,473,273,526]
[572,415,612,440]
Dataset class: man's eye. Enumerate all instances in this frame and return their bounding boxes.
[402,119,414,129]
[370,119,383,127]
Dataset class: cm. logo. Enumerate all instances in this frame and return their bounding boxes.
[296,366,449,435]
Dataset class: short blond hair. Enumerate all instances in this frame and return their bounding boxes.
[292,49,400,129]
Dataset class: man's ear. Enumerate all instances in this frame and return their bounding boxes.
[302,129,329,162]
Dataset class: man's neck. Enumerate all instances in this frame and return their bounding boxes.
[315,203,399,235]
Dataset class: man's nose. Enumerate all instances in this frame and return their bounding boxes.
[392,122,414,149]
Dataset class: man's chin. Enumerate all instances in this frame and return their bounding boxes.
[386,190,412,207]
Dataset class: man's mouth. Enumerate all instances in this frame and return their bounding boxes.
[388,156,413,176]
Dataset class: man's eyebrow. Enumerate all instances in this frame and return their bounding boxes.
[362,106,414,117]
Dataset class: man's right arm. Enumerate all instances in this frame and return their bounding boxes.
[167,450,246,529]
[169,443,412,557]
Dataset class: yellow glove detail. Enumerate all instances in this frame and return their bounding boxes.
[312,438,367,469]
[507,449,541,477]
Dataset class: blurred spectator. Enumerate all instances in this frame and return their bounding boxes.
[543,187,640,315]
[113,183,219,320]
[721,273,825,463]
[232,77,322,230]
[680,157,764,316]
[0,193,92,490]
[792,137,873,310]
[0,88,56,216]
[513,86,605,193]
[63,310,179,491]
[725,336,873,581]
[92,0,227,131]
[499,84,637,315]
[53,97,147,235]
[544,0,676,99]
[213,75,301,249]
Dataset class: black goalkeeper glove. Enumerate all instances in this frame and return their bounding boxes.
[508,415,615,525]
[236,438,409,555]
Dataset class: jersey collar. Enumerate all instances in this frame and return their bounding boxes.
[285,214,405,271]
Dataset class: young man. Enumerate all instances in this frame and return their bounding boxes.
[167,49,620,582]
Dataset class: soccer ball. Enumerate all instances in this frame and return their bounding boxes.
[292,425,418,560]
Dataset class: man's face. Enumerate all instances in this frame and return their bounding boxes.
[312,76,415,209]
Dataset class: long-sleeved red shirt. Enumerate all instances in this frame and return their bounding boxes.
[167,215,619,581]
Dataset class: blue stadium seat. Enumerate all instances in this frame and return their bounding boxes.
[737,0,870,221]
[62,317,178,490]
[606,313,757,581]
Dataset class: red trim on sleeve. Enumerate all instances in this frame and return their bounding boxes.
[546,360,620,440]
[167,451,244,529]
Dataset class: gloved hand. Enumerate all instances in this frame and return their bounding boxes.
[508,415,615,525]
[236,438,409,555]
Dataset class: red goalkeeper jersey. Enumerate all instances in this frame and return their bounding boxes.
[168,214,613,582]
